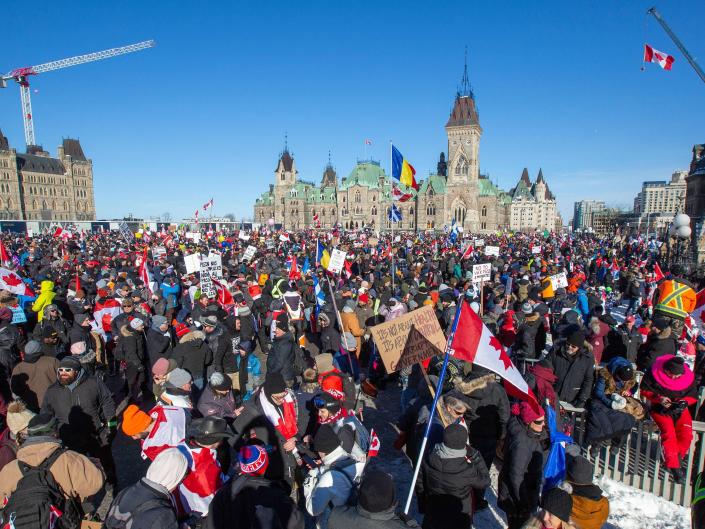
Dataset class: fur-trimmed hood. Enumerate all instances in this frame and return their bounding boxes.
[455,374,495,396]
[179,330,205,344]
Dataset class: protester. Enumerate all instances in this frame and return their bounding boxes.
[10,340,59,412]
[565,455,609,529]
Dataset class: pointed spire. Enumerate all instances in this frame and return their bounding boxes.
[536,168,545,184]
[327,149,332,166]
[284,131,289,153]
[520,168,531,186]
[457,46,474,99]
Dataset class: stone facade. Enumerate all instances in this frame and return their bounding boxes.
[0,130,96,221]
[254,69,558,233]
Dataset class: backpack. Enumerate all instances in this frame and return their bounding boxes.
[104,487,165,529]
[320,371,358,411]
[0,448,82,529]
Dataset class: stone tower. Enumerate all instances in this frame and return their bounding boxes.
[272,138,297,224]
[444,53,482,231]
[534,168,547,202]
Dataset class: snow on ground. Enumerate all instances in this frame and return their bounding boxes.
[598,476,690,529]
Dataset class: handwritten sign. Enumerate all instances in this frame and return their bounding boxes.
[327,248,346,274]
[474,238,485,247]
[199,254,223,298]
[484,245,500,257]
[242,245,257,262]
[550,272,568,289]
[531,245,542,255]
[472,263,492,283]
[118,221,134,243]
[184,253,201,274]
[152,246,167,259]
[369,305,446,373]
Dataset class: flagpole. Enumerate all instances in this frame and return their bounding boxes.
[389,140,395,293]
[402,295,464,515]
[326,278,356,376]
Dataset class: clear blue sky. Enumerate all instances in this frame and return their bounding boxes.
[1,0,703,223]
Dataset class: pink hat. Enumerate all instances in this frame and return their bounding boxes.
[70,342,86,355]
[518,402,545,425]
[152,357,170,377]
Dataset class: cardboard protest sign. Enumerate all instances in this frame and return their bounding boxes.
[266,239,275,250]
[472,263,492,283]
[184,253,201,274]
[484,245,500,257]
[550,272,568,289]
[199,254,223,298]
[369,305,446,373]
[327,248,346,274]
[242,245,257,261]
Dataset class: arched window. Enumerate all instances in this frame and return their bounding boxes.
[427,204,436,216]
[371,206,377,216]
[428,188,434,197]
[372,195,376,202]
[455,155,469,176]
[331,208,336,216]
[482,206,487,217]
[354,191,361,203]
[409,206,414,216]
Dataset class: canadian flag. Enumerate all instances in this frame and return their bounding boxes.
[141,405,188,461]
[93,298,122,333]
[391,184,412,203]
[461,243,474,260]
[279,232,290,242]
[653,262,665,282]
[177,446,223,516]
[343,259,353,280]
[194,210,199,221]
[0,241,10,265]
[211,276,234,308]
[203,198,214,211]
[288,255,301,281]
[364,138,373,145]
[52,226,63,238]
[644,44,675,70]
[368,428,381,457]
[450,300,540,411]
[139,249,156,296]
[0,268,33,297]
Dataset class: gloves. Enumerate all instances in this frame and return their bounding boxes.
[611,394,627,410]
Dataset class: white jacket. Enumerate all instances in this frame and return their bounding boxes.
[304,446,361,522]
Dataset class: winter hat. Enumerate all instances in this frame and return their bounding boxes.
[174,322,190,338]
[664,355,685,376]
[651,315,669,331]
[238,444,269,476]
[166,368,192,389]
[566,455,594,485]
[130,318,145,330]
[199,315,218,328]
[59,356,82,371]
[23,340,42,359]
[70,342,86,355]
[614,364,634,382]
[343,299,356,312]
[0,307,12,321]
[146,448,189,492]
[151,357,171,377]
[443,423,468,450]
[313,424,340,454]
[314,353,335,374]
[236,305,252,317]
[567,331,584,348]
[188,416,232,445]
[121,404,152,437]
[315,391,342,413]
[74,313,91,325]
[6,401,36,436]
[263,372,287,396]
[26,413,58,436]
[248,285,262,300]
[540,487,573,523]
[521,302,533,315]
[274,313,289,332]
[209,371,231,392]
[151,315,167,330]
[358,470,397,513]
[358,293,369,304]
[518,402,545,425]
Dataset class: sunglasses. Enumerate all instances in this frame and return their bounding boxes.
[532,419,545,425]
[57,367,75,373]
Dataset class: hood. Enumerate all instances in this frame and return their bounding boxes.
[39,280,55,294]
[180,330,205,344]
[651,354,694,391]
[654,326,673,340]
[607,356,631,375]
[42,304,60,318]
[456,373,495,396]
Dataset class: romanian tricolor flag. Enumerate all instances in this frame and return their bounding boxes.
[316,240,331,270]
[391,145,419,190]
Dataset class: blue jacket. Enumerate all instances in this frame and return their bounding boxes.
[576,288,590,323]
[160,282,181,309]
[235,353,261,400]
[594,356,631,407]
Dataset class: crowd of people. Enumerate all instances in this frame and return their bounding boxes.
[0,225,702,529]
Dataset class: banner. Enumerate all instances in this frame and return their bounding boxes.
[484,245,500,257]
[369,305,446,373]
[118,221,134,243]
[199,255,223,298]
[152,246,167,259]
[327,248,347,274]
[472,263,492,283]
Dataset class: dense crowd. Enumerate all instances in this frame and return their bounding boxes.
[0,226,703,529]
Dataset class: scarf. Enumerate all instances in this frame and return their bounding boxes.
[259,390,298,439]
[529,364,558,407]
[318,406,349,425]
[432,442,467,460]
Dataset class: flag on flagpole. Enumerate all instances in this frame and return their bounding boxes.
[391,184,413,203]
[0,241,10,265]
[203,198,214,211]
[302,256,310,275]
[139,249,155,296]
[450,300,540,411]
[368,428,380,457]
[288,255,301,281]
[194,210,199,221]
[543,403,573,491]
[653,262,665,282]
[316,240,330,269]
[211,276,234,308]
[391,145,419,190]
[364,139,373,146]
[388,204,402,223]
[449,219,459,244]
[461,243,474,260]
[75,272,81,293]
[644,44,675,70]
[313,275,325,316]
[0,268,34,297]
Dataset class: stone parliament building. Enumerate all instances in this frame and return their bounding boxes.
[0,129,96,221]
[254,66,559,233]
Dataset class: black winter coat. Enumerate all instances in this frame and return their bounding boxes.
[320,326,341,356]
[107,478,179,529]
[114,325,146,369]
[497,417,547,517]
[204,324,233,375]
[549,344,595,407]
[203,474,304,529]
[0,322,22,378]
[145,327,173,368]
[417,446,490,529]
[460,374,510,448]
[170,330,212,382]
[68,321,91,347]
[267,332,297,382]
[637,328,677,372]
[329,504,419,529]
[513,314,545,360]
[41,370,116,449]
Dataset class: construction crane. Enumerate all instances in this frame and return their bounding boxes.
[1,40,155,148]
[647,7,705,85]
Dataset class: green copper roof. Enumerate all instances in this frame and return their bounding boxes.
[308,185,337,203]
[478,177,502,197]
[418,174,446,195]
[255,190,273,205]
[340,161,387,190]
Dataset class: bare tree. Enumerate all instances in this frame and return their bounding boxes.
[162,212,172,222]
[224,213,236,221]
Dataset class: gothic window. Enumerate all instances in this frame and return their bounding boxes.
[32,200,37,210]
[482,206,487,217]
[455,155,469,176]
[331,208,336,216]
[322,210,326,217]
[281,173,285,181]
[354,191,361,203]
[372,195,376,202]
[42,200,48,210]
[342,196,346,203]
[281,198,284,205]
[409,206,414,216]
[427,204,436,216]
[371,206,377,216]
[428,188,434,197]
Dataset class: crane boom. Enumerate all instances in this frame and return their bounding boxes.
[2,40,155,81]
[647,7,705,85]
[0,39,155,147]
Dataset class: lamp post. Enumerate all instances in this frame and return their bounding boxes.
[668,212,691,269]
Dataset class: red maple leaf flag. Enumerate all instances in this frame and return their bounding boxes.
[0,241,9,265]
[367,428,381,457]
[450,300,540,411]
[0,267,33,296]
[653,262,665,282]
[644,44,675,70]
[461,243,474,260]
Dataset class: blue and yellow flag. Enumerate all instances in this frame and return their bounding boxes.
[316,240,330,270]
[391,145,418,190]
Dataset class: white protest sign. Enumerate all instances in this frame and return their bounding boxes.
[327,248,347,274]
[550,272,568,289]
[199,255,223,298]
[152,246,167,259]
[118,221,134,243]
[238,232,250,241]
[243,245,257,261]
[474,238,485,247]
[184,253,201,274]
[484,245,500,257]
[472,263,492,283]
[266,239,275,250]
[531,245,542,255]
